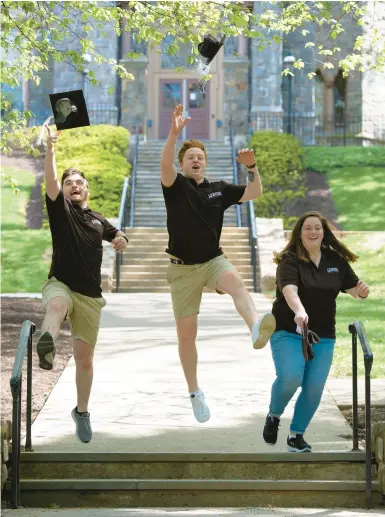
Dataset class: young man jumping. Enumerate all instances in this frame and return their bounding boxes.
[161,104,276,423]
[37,125,128,443]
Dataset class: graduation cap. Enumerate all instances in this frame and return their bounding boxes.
[48,89,90,131]
[197,34,226,65]
[195,34,225,93]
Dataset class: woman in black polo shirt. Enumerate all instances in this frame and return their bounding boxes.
[263,211,370,452]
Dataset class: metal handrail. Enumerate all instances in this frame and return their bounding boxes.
[348,320,374,506]
[115,126,139,292]
[247,200,258,292]
[9,320,36,508]
[129,126,140,228]
[229,123,242,227]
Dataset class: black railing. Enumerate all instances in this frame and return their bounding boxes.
[249,113,385,147]
[247,200,258,293]
[229,124,242,227]
[115,126,139,292]
[9,320,36,508]
[349,320,374,505]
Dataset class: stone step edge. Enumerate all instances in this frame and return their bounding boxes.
[21,452,367,462]
[18,479,380,492]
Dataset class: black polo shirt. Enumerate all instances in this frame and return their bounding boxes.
[46,190,118,297]
[162,173,246,264]
[272,249,359,338]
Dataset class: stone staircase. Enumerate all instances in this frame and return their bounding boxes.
[113,139,259,292]
[134,140,238,227]
[18,451,382,508]
[113,227,258,292]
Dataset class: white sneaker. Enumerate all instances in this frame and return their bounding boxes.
[190,388,211,423]
[252,313,276,349]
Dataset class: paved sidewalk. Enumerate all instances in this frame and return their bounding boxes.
[29,293,356,453]
[3,507,385,517]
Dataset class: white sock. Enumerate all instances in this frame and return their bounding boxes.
[190,388,201,397]
[289,431,297,439]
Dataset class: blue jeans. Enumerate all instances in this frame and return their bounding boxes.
[268,330,335,434]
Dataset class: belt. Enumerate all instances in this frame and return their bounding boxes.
[170,258,198,265]
[170,258,186,265]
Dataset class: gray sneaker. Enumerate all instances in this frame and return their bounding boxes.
[37,332,56,370]
[71,407,92,443]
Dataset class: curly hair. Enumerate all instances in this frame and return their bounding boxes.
[273,211,359,264]
[178,139,207,164]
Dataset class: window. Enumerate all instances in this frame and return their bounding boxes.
[188,83,206,109]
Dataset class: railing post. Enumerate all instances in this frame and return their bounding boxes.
[349,324,359,451]
[11,386,21,507]
[25,330,33,451]
[365,358,372,505]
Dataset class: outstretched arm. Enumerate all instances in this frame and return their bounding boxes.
[44,125,61,201]
[160,104,191,187]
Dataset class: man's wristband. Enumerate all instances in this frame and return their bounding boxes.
[358,294,367,299]
[246,163,257,169]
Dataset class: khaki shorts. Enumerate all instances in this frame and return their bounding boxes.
[166,255,236,319]
[41,277,106,346]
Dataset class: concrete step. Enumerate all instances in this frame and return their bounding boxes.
[114,279,256,289]
[118,264,255,275]
[17,478,382,508]
[20,452,368,481]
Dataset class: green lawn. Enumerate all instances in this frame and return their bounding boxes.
[328,166,385,230]
[1,166,35,229]
[302,146,385,231]
[331,235,384,379]
[1,166,51,293]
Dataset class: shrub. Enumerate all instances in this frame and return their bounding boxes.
[249,131,305,228]
[43,125,131,217]
[303,146,385,173]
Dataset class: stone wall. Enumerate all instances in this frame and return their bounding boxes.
[362,1,385,142]
[250,2,283,135]
[223,59,250,136]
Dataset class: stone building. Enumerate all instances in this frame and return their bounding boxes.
[5,1,385,144]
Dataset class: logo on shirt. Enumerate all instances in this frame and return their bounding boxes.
[208,191,222,199]
[327,267,339,273]
[91,219,102,226]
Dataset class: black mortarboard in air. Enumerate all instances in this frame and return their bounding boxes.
[197,34,226,65]
[48,89,90,131]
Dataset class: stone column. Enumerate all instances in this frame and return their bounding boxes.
[120,57,148,136]
[283,23,316,145]
[250,2,283,134]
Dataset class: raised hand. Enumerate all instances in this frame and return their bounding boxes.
[170,104,191,136]
[45,125,60,149]
[236,148,256,167]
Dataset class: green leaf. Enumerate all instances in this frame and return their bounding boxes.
[108,85,115,95]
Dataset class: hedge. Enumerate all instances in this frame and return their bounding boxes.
[249,131,305,228]
[45,125,131,217]
[303,146,385,173]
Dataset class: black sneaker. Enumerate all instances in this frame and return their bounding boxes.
[37,332,56,370]
[287,434,312,452]
[263,414,280,445]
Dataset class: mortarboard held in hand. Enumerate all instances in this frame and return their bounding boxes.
[48,89,90,131]
[37,89,90,146]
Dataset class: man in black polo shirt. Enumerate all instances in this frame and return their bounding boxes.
[161,104,276,423]
[37,125,128,443]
